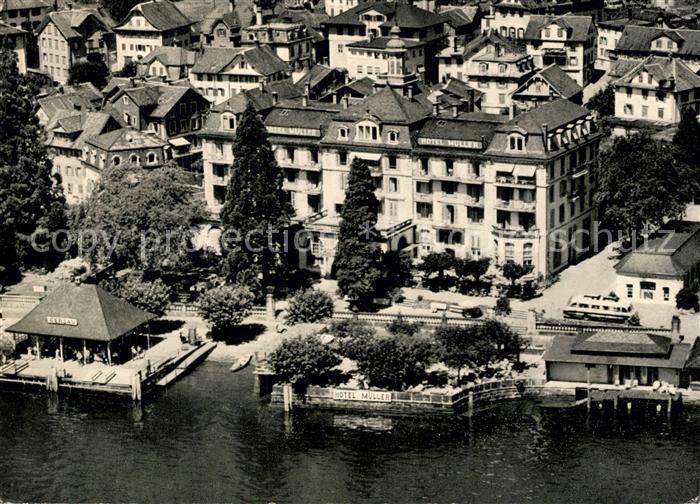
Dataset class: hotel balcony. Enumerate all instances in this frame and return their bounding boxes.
[496,199,536,212]
[495,175,536,188]
[279,159,323,172]
[283,180,322,194]
[492,225,539,239]
[414,192,434,202]
[211,174,228,186]
[413,168,484,183]
[466,196,484,207]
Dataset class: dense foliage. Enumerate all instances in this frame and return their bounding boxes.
[334,158,384,310]
[101,272,173,316]
[285,288,334,325]
[75,163,206,273]
[220,104,293,292]
[99,0,139,22]
[327,318,376,340]
[595,132,696,237]
[495,295,511,316]
[68,59,109,89]
[0,47,67,284]
[419,251,455,291]
[586,85,614,117]
[269,334,341,388]
[198,285,254,335]
[676,287,699,312]
[387,313,421,337]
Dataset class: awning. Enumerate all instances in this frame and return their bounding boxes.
[169,137,191,147]
[495,165,515,174]
[514,165,536,177]
[572,169,588,179]
[354,152,382,161]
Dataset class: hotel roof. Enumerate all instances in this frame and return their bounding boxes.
[139,46,197,68]
[6,284,156,342]
[613,56,700,92]
[334,86,430,124]
[86,127,168,151]
[524,15,594,42]
[323,2,447,29]
[190,45,290,76]
[116,0,194,31]
[616,26,700,57]
[513,64,582,99]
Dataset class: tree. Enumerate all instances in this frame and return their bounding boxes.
[102,272,172,316]
[435,325,481,380]
[268,334,341,389]
[380,250,413,295]
[285,288,334,325]
[0,47,67,281]
[220,103,293,291]
[68,59,109,89]
[198,285,254,335]
[354,334,435,390]
[328,318,376,339]
[501,262,533,286]
[419,251,455,291]
[586,85,615,117]
[99,0,139,23]
[114,59,137,78]
[673,107,700,170]
[495,295,511,316]
[676,287,699,311]
[595,132,696,237]
[334,158,384,310]
[387,313,421,337]
[76,163,207,273]
[481,319,524,362]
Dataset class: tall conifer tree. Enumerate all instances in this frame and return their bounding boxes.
[334,158,384,310]
[221,103,293,290]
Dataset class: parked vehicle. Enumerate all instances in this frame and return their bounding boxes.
[563,295,633,323]
[449,301,484,319]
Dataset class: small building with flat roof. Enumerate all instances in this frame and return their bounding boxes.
[615,221,700,305]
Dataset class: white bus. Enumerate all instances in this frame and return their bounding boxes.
[563,295,634,323]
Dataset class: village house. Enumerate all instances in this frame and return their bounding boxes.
[107,83,210,169]
[480,0,603,41]
[37,9,113,85]
[323,1,447,83]
[0,20,26,73]
[523,14,597,87]
[189,45,290,105]
[595,16,653,72]
[610,56,700,136]
[37,83,104,125]
[0,0,50,31]
[136,46,196,82]
[512,64,583,111]
[440,5,482,40]
[612,26,700,72]
[199,0,241,48]
[113,0,196,71]
[438,32,534,115]
[81,127,171,175]
[615,221,700,306]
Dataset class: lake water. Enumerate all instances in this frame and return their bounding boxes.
[1,361,699,503]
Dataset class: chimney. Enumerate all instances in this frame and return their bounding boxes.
[452,105,458,118]
[343,94,349,109]
[230,0,236,13]
[432,102,439,116]
[407,86,413,99]
[272,91,278,105]
[671,315,681,340]
[304,82,311,99]
[508,103,515,120]
[452,36,458,51]
[259,80,265,92]
[541,123,548,151]
[255,5,263,26]
[332,92,338,104]
[468,89,474,111]
[372,82,379,94]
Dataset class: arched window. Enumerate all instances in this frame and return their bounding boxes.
[147,152,157,164]
[221,113,236,131]
[129,154,140,165]
[356,120,379,142]
[388,130,399,143]
[508,134,525,151]
[112,155,121,167]
[338,126,349,140]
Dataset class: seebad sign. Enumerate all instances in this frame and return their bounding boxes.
[330,388,392,403]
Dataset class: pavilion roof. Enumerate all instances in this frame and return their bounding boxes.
[6,284,156,342]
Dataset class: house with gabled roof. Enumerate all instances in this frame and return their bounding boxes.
[37,9,113,84]
[189,45,291,104]
[524,14,597,86]
[136,46,196,82]
[512,64,583,111]
[200,3,241,48]
[612,26,700,72]
[113,0,196,70]
[0,0,50,31]
[82,127,171,175]
[610,56,700,136]
[323,1,447,83]
[241,15,316,71]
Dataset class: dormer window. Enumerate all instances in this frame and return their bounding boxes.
[388,130,399,143]
[338,127,348,140]
[221,113,236,131]
[356,120,379,141]
[508,134,525,151]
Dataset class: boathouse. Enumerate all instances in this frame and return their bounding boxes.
[4,283,156,365]
[543,330,694,388]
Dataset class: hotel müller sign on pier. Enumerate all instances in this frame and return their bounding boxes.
[330,388,392,403]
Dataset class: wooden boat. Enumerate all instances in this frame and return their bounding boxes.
[229,354,253,373]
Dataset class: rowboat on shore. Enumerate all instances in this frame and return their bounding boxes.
[230,354,253,373]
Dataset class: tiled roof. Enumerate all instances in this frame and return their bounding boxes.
[615,221,700,278]
[265,104,339,130]
[616,26,700,57]
[6,284,156,342]
[524,15,594,42]
[417,115,498,146]
[613,56,700,92]
[0,0,49,11]
[335,86,430,124]
[37,9,109,40]
[139,46,196,67]
[323,1,447,29]
[439,5,480,28]
[597,16,653,30]
[571,331,672,356]
[190,46,290,76]
[441,31,523,59]
[543,334,691,369]
[514,64,582,99]
[502,98,590,133]
[118,0,194,31]
[347,36,422,49]
[87,127,168,151]
[0,20,24,35]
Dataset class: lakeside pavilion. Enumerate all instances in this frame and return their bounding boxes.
[5,284,156,366]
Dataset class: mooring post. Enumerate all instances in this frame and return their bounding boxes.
[283,384,293,412]
[467,390,474,418]
[667,396,672,421]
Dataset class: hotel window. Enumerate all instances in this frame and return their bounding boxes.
[508,134,524,151]
[311,149,319,164]
[357,65,363,73]
[420,158,429,175]
[286,147,295,163]
[388,130,399,143]
[626,284,633,298]
[658,108,664,119]
[642,89,648,100]
[443,181,457,195]
[568,56,578,66]
[129,154,140,165]
[626,87,632,98]
[215,142,224,156]
[416,181,432,194]
[642,106,648,117]
[523,243,533,265]
[640,281,656,300]
[388,200,398,217]
[221,113,236,130]
[147,152,157,164]
[479,62,488,73]
[559,203,565,223]
[623,104,633,115]
[471,235,481,257]
[445,159,454,176]
[338,127,348,140]
[112,156,121,166]
[499,93,506,104]
[388,177,398,193]
[416,202,433,219]
[338,151,347,165]
[443,205,455,224]
[663,287,670,301]
[388,155,397,169]
[498,64,506,74]
[504,242,515,263]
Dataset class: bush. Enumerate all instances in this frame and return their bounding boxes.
[676,287,699,311]
[495,295,511,316]
[105,273,173,316]
[327,318,376,339]
[268,334,341,389]
[387,314,421,337]
[198,285,254,335]
[285,288,334,325]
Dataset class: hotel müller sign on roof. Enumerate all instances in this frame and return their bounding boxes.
[46,316,79,326]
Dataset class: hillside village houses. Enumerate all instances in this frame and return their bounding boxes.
[437,32,535,114]
[199,0,241,48]
[136,46,196,82]
[595,16,653,71]
[610,56,700,135]
[114,0,196,70]
[0,20,27,73]
[512,64,583,111]
[612,25,700,71]
[37,8,113,85]
[0,0,50,30]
